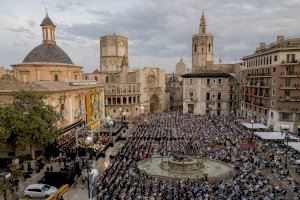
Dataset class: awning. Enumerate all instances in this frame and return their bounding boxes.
[280,124,290,130]
[287,142,300,153]
[254,132,299,140]
[242,122,268,129]
[254,132,284,140]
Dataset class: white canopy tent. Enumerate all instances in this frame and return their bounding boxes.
[287,142,300,153]
[242,122,268,129]
[254,132,298,140]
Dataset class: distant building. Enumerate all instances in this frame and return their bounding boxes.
[241,36,300,133]
[165,57,187,110]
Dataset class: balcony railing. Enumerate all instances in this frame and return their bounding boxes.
[247,73,271,78]
[281,59,300,65]
[279,108,300,113]
[279,96,300,101]
[280,71,300,77]
[279,84,298,89]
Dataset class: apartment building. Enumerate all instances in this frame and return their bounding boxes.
[241,36,300,133]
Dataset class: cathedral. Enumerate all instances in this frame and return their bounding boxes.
[84,34,166,119]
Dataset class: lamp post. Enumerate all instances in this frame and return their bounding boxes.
[139,104,144,121]
[283,128,289,169]
[251,120,254,140]
[85,136,93,199]
[106,116,114,147]
[208,104,212,115]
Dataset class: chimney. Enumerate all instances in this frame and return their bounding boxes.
[277,35,284,44]
[259,42,266,49]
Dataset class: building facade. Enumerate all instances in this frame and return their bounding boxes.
[0,14,105,158]
[182,13,239,116]
[165,57,188,109]
[241,36,300,133]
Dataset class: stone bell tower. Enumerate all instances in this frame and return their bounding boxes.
[192,11,214,72]
[100,34,128,72]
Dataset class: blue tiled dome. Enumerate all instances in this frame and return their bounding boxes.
[23,43,73,65]
[40,15,55,27]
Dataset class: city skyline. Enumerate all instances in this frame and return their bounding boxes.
[0,0,299,73]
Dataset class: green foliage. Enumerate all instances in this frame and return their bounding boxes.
[0,90,61,149]
[0,182,13,193]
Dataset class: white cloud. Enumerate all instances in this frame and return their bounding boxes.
[0,0,299,72]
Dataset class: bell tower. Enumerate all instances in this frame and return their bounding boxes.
[40,12,56,44]
[192,11,214,72]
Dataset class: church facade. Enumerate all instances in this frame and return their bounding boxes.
[0,14,105,158]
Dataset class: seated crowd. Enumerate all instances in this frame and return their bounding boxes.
[97,111,299,199]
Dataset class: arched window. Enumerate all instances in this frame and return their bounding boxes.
[129,97,132,104]
[106,76,109,83]
[208,44,211,52]
[117,97,121,104]
[133,96,136,103]
[123,97,127,104]
[95,76,98,81]
[194,44,197,53]
[108,98,111,105]
[113,98,116,105]
[137,96,140,103]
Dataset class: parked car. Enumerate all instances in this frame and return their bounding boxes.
[24,184,58,198]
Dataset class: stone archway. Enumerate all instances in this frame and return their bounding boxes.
[150,94,160,113]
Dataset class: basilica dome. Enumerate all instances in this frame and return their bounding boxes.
[23,43,74,65]
[22,14,73,65]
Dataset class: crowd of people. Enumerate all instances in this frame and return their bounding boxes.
[96,111,299,199]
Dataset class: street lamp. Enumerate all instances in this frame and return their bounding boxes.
[251,120,254,140]
[105,116,114,147]
[283,128,290,169]
[139,104,144,119]
[208,104,212,115]
[84,136,93,199]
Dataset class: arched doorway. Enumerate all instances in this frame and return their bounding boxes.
[150,94,159,113]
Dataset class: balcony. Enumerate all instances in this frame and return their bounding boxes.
[279,96,300,101]
[279,108,300,113]
[279,84,298,90]
[244,100,268,109]
[247,73,271,78]
[281,59,299,66]
[280,71,299,78]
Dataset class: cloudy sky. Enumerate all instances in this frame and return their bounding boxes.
[0,0,299,73]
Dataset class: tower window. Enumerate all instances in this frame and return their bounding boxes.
[208,44,211,52]
[54,75,58,81]
[194,44,197,53]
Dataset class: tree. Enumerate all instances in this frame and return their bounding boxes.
[0,90,61,159]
